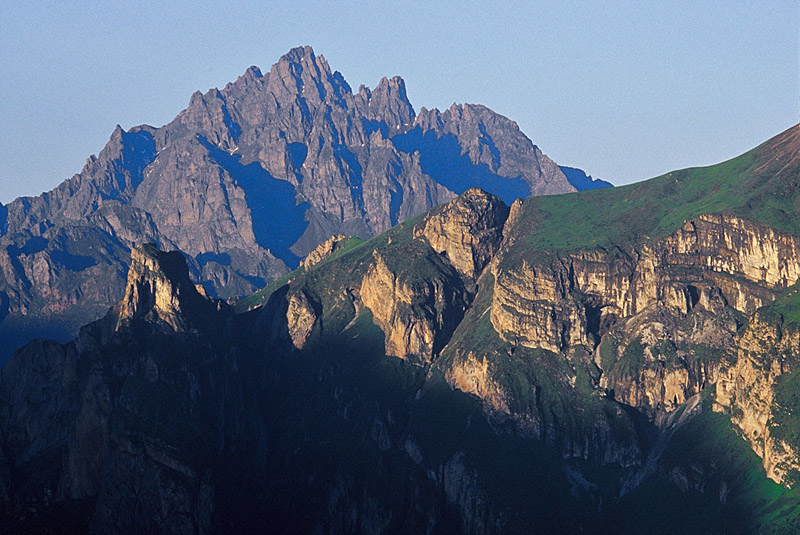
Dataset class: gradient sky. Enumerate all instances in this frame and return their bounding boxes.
[1,1,797,204]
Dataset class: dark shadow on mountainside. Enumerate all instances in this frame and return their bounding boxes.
[392,127,530,204]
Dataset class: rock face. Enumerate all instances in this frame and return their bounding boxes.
[358,188,507,363]
[300,234,351,269]
[286,289,319,349]
[0,246,234,534]
[0,46,583,364]
[481,212,800,431]
[116,243,220,332]
[0,239,510,534]
[491,213,800,357]
[359,248,468,364]
[714,307,800,485]
[417,187,509,279]
[444,351,512,415]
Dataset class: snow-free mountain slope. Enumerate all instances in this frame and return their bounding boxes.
[0,46,583,363]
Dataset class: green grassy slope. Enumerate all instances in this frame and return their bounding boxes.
[506,124,800,257]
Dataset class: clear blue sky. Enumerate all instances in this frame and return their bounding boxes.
[1,1,797,204]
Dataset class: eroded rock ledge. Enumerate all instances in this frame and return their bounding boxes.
[714,310,800,484]
[491,213,800,356]
[116,243,221,332]
[417,187,509,279]
[359,188,508,364]
[301,234,351,270]
[483,212,800,482]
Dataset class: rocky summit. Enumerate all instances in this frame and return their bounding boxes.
[0,46,595,364]
[2,125,800,533]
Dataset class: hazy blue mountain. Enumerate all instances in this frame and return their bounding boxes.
[560,165,614,190]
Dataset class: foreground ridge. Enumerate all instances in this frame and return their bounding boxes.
[3,141,800,530]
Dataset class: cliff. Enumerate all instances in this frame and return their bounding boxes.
[714,296,800,485]
[114,243,224,332]
[0,244,236,533]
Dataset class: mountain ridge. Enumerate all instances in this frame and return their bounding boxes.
[0,46,596,364]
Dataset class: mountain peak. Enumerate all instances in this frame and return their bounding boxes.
[365,74,414,126]
[110,124,124,140]
[279,45,316,64]
[374,75,409,101]
[222,65,265,96]
[115,244,214,332]
[376,75,406,89]
[273,46,333,77]
[265,45,343,102]
[0,45,580,363]
[244,64,262,78]
[751,122,800,179]
[418,187,509,279]
[237,65,263,83]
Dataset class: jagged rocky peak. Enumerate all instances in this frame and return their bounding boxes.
[365,75,415,128]
[301,234,352,269]
[273,45,322,79]
[414,102,574,196]
[418,187,509,279]
[353,191,509,364]
[219,65,267,103]
[116,243,212,331]
[279,44,319,65]
[240,64,263,82]
[268,45,349,103]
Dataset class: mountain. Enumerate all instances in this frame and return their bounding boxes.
[0,46,593,364]
[2,125,799,533]
[560,165,614,190]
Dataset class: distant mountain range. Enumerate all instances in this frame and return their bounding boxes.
[0,46,609,363]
